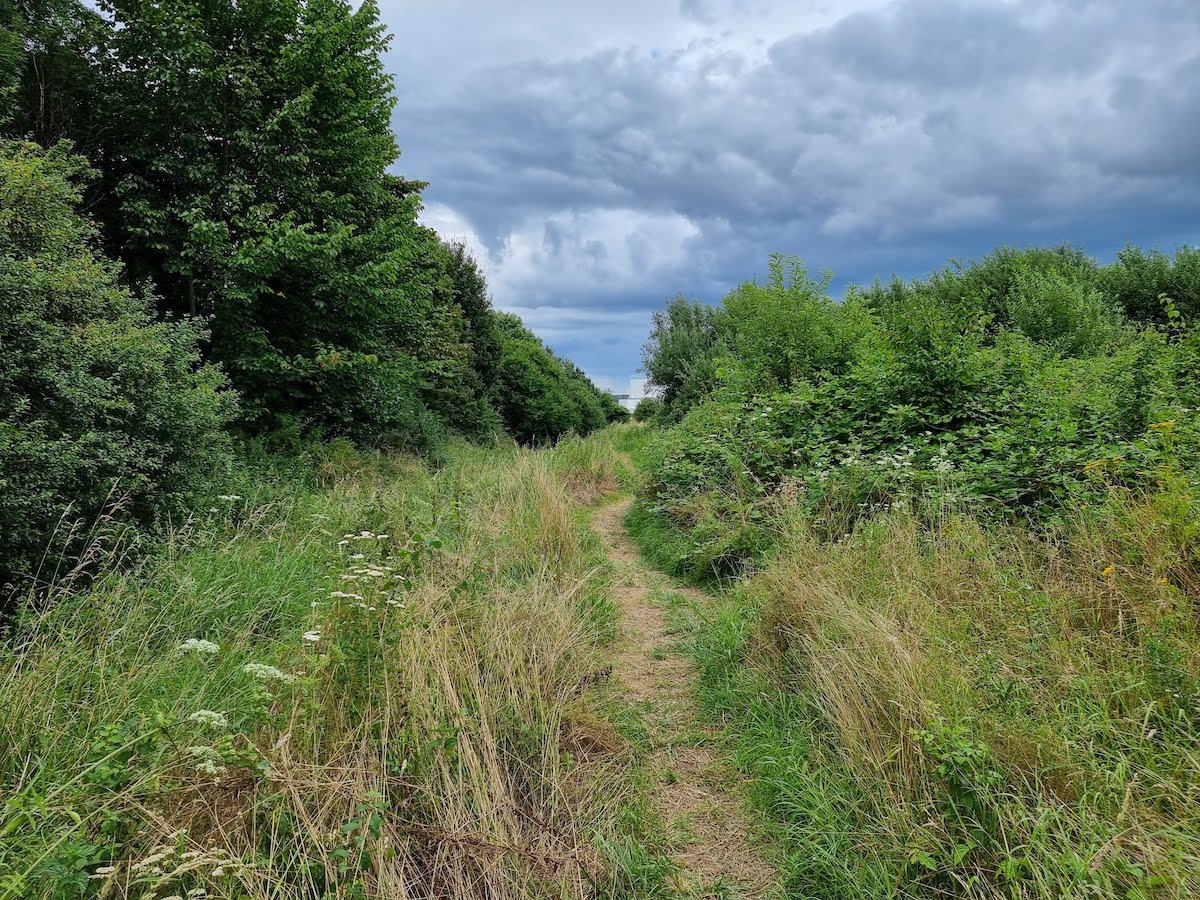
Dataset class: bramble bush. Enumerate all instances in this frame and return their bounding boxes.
[640,248,1200,574]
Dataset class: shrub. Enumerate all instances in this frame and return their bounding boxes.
[633,397,663,422]
[0,141,234,596]
[637,247,1200,571]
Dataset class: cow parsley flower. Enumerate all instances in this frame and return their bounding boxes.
[178,638,220,656]
[242,663,295,684]
[302,629,321,643]
[188,710,228,729]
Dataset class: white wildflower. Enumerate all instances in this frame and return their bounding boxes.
[350,553,365,560]
[216,495,243,501]
[329,591,364,600]
[337,540,350,547]
[188,710,228,729]
[302,629,321,643]
[178,638,220,656]
[242,663,295,684]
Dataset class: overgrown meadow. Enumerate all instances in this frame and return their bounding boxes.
[633,246,1200,897]
[1,434,654,899]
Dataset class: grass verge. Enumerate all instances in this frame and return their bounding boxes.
[0,431,652,899]
[633,489,1200,899]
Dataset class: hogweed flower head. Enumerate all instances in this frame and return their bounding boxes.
[242,663,295,684]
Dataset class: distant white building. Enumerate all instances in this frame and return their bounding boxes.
[617,377,652,413]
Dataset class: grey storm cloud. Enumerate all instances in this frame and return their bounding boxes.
[381,0,1200,391]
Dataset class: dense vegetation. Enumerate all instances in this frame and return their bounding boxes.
[0,0,620,599]
[633,246,1200,897]
[0,433,662,899]
[6,3,1200,898]
[640,247,1200,574]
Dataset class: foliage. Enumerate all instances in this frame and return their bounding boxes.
[3,0,105,147]
[2,0,611,455]
[640,248,1200,576]
[493,313,618,444]
[640,293,727,420]
[1099,245,1200,325]
[632,397,662,422]
[441,241,503,437]
[0,140,234,597]
[721,254,871,392]
[84,0,454,446]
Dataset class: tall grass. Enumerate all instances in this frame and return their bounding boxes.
[0,437,644,899]
[638,484,1200,898]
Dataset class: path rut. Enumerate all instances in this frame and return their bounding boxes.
[592,498,777,898]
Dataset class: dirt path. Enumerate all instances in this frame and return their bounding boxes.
[592,499,778,899]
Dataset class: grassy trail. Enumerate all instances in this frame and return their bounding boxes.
[593,498,778,898]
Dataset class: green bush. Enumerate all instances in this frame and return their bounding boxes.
[640,293,727,420]
[638,248,1200,570]
[632,397,662,422]
[0,141,234,595]
[493,313,616,444]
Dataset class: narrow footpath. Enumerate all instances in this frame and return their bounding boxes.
[592,498,778,899]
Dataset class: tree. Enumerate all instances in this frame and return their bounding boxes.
[3,0,105,147]
[92,0,468,447]
[492,314,614,444]
[0,141,234,596]
[641,294,727,419]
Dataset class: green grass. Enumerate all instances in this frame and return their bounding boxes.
[0,431,659,900]
[638,492,1200,899]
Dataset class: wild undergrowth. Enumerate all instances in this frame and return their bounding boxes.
[631,246,1200,897]
[633,462,1200,898]
[0,431,652,900]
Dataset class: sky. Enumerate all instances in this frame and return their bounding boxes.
[380,0,1200,394]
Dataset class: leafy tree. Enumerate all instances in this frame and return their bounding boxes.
[641,294,727,419]
[1099,245,1200,325]
[722,254,871,392]
[2,0,105,147]
[492,314,614,444]
[90,0,466,448]
[438,241,503,438]
[0,3,19,121]
[0,141,234,595]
